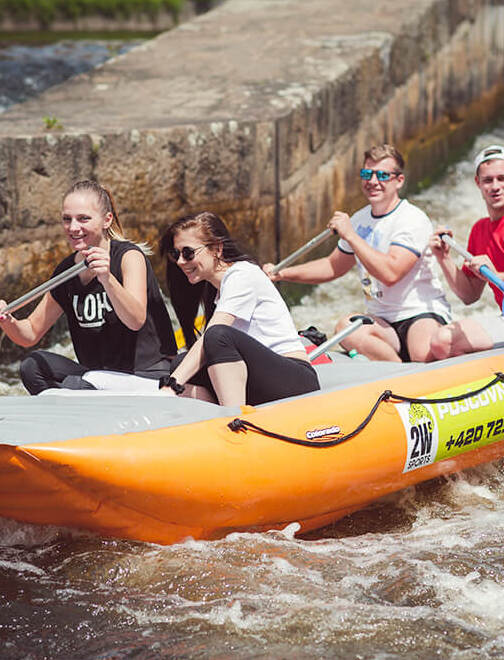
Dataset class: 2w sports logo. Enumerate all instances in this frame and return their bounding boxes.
[397,402,439,473]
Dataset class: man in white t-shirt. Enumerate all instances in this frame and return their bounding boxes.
[264,144,451,362]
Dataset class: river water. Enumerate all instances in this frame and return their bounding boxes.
[2,38,504,659]
[0,34,148,113]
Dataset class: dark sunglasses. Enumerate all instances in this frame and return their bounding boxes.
[360,168,401,181]
[167,245,208,262]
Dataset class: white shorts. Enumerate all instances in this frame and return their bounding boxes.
[475,314,504,347]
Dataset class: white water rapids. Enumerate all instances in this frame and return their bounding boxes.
[1,127,504,658]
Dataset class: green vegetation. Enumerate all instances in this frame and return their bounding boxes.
[42,115,63,130]
[0,0,211,29]
[0,29,162,45]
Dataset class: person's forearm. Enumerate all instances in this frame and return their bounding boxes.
[0,316,39,347]
[171,335,206,385]
[276,257,341,284]
[437,256,482,304]
[345,234,408,286]
[102,275,147,331]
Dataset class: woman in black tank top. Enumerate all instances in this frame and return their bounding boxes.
[0,180,177,394]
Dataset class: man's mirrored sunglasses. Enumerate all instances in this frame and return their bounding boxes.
[168,245,208,262]
[360,168,400,181]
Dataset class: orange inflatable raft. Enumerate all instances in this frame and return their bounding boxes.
[1,348,504,545]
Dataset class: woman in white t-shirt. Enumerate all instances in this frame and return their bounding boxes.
[160,212,320,406]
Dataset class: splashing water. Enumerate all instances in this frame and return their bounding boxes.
[290,130,504,337]
[2,463,504,658]
[2,124,504,656]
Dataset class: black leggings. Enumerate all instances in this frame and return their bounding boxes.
[20,350,172,395]
[171,324,320,406]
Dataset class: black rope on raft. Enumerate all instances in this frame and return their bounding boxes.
[387,372,504,404]
[228,390,391,448]
[227,372,504,448]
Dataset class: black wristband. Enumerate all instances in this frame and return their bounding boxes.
[159,375,185,395]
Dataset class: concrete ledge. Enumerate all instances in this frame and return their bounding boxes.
[1,0,504,306]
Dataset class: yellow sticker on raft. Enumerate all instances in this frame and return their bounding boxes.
[396,376,504,473]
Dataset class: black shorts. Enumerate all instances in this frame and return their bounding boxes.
[389,312,448,362]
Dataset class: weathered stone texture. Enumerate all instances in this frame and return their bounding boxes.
[1,0,504,308]
[1,135,94,239]
[92,120,276,256]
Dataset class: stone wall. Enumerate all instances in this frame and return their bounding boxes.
[1,0,504,309]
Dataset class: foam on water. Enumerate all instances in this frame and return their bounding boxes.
[290,130,504,334]
[0,518,65,548]
[1,461,504,656]
[1,129,504,657]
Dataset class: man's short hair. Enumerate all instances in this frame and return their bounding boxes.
[364,144,405,172]
[474,144,504,175]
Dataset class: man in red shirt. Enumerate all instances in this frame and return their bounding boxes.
[429,144,504,358]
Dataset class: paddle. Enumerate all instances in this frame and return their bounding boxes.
[2,260,88,316]
[440,233,504,296]
[271,228,334,275]
[308,315,374,362]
